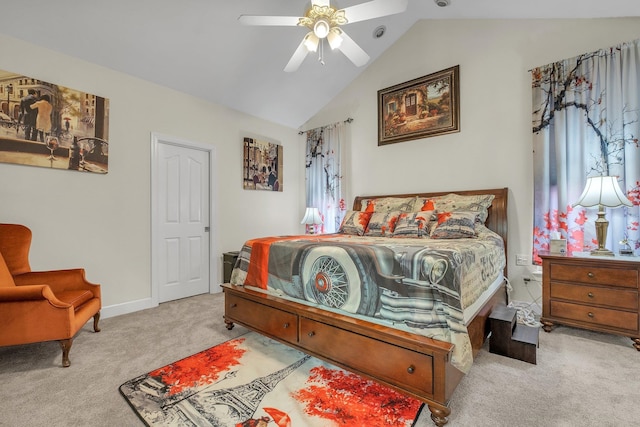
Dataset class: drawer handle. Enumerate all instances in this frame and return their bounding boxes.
[307,331,315,337]
[407,365,415,374]
[230,303,237,308]
[283,322,289,329]
[588,312,594,318]
[587,272,595,278]
[587,292,594,298]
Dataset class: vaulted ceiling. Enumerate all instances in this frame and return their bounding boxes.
[1,1,639,128]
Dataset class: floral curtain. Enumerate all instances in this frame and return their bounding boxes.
[531,39,640,263]
[305,121,346,233]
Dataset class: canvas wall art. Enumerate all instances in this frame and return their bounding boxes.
[378,65,460,145]
[0,69,109,173]
[243,137,283,191]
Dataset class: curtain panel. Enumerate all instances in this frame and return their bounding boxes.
[305,122,346,234]
[531,39,640,263]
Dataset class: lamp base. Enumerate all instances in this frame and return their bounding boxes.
[590,248,615,257]
[592,206,614,257]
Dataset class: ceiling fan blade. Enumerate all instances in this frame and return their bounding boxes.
[311,0,331,7]
[284,38,311,72]
[336,30,370,67]
[238,15,301,26]
[342,0,408,24]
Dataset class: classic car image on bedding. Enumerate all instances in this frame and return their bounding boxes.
[223,188,508,426]
[231,227,505,372]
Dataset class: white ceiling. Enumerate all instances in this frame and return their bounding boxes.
[1,0,639,129]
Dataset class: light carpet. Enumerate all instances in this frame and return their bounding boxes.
[0,292,638,426]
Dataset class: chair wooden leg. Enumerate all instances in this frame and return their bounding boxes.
[93,311,101,332]
[59,339,73,368]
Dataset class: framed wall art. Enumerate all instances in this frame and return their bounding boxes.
[378,65,459,146]
[243,137,283,191]
[0,68,109,173]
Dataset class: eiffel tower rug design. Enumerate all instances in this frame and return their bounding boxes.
[120,332,423,427]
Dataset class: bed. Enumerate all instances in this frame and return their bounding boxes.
[222,188,508,426]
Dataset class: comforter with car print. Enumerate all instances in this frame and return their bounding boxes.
[230,225,505,373]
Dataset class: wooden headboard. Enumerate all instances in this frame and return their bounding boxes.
[353,187,509,261]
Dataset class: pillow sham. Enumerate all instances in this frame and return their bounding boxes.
[429,193,494,223]
[339,211,373,236]
[392,210,434,238]
[411,198,436,212]
[364,211,401,237]
[430,211,477,239]
[360,197,416,213]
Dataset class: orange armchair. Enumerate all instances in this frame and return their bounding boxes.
[0,224,101,367]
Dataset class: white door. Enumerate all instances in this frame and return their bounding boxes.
[152,134,211,303]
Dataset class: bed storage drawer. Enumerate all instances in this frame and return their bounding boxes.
[225,293,298,344]
[298,316,434,397]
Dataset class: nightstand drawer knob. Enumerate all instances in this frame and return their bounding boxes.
[283,322,289,329]
[588,312,594,318]
[588,292,594,298]
[587,272,595,278]
[308,331,315,337]
[407,365,415,374]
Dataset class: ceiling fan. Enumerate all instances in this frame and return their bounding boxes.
[239,0,408,72]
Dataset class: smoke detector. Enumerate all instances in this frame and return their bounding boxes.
[434,0,450,7]
[373,25,386,39]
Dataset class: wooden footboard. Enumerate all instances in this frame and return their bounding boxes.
[222,282,506,426]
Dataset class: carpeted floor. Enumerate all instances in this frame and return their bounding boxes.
[0,292,638,427]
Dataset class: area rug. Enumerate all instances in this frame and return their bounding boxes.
[120,331,424,427]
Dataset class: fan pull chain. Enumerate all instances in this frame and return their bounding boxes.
[318,39,325,65]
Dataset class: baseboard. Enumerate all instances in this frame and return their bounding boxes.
[100,287,223,320]
[100,297,157,319]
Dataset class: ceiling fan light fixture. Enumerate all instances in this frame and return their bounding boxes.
[313,18,331,39]
[303,32,319,52]
[327,28,343,50]
[240,0,407,72]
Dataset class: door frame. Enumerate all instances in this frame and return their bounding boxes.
[150,132,218,306]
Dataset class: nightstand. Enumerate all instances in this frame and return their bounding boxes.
[540,252,640,350]
[222,251,240,284]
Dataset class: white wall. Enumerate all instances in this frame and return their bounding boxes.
[303,18,640,306]
[4,19,640,317]
[0,34,301,315]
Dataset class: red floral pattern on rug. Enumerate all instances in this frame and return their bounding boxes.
[148,337,246,395]
[293,366,422,426]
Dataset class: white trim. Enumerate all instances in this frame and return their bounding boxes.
[150,132,218,305]
[100,298,156,319]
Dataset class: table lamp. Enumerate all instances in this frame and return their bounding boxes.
[572,176,633,256]
[301,207,323,234]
